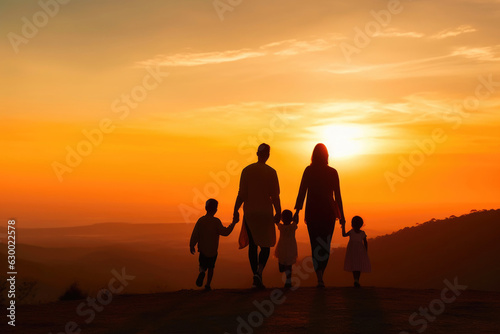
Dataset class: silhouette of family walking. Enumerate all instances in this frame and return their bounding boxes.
[190,143,371,290]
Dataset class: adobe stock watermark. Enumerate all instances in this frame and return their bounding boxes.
[51,65,168,182]
[224,288,286,334]
[385,74,499,192]
[7,0,72,54]
[399,277,467,334]
[338,0,414,64]
[178,108,291,223]
[224,237,333,334]
[48,267,135,334]
[213,0,243,21]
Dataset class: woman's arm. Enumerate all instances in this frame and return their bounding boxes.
[363,237,368,252]
[333,169,345,225]
[294,168,309,221]
[341,223,348,237]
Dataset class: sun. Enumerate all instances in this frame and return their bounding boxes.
[320,124,366,159]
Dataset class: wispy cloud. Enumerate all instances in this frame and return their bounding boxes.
[137,49,265,67]
[180,99,436,128]
[374,28,425,38]
[263,38,334,56]
[430,25,477,39]
[325,44,500,77]
[137,36,340,68]
[369,26,476,40]
[451,45,500,61]
[136,25,480,69]
[324,54,450,76]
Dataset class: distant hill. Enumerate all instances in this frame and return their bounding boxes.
[1,209,498,304]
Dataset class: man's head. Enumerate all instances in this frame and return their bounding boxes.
[257,143,270,163]
[205,198,218,215]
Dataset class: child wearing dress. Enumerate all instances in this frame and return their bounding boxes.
[274,209,298,288]
[341,216,371,288]
[190,198,238,290]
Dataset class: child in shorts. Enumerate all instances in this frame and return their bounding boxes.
[190,198,238,290]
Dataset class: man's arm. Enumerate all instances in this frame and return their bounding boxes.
[272,170,281,224]
[233,195,244,222]
[272,195,281,224]
[233,169,246,222]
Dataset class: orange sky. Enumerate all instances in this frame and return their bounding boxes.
[1,0,499,232]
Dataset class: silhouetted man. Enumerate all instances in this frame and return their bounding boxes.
[234,143,281,288]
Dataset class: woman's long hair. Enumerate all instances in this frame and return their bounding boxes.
[311,143,329,166]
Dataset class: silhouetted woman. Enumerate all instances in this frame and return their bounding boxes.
[294,143,345,287]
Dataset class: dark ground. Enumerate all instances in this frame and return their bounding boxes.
[4,286,500,334]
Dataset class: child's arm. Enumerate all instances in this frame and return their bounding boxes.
[363,236,368,252]
[189,223,199,254]
[219,218,238,237]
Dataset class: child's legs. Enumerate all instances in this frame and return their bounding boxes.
[199,253,217,285]
[198,253,207,273]
[196,254,208,287]
[353,271,361,282]
[206,268,214,286]
[204,255,217,286]
[278,263,292,282]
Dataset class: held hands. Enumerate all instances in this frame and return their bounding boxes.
[233,210,240,224]
[339,217,346,227]
[293,210,300,224]
[274,212,281,225]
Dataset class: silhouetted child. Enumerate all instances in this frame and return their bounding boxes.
[274,209,298,288]
[341,216,371,287]
[190,198,238,290]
